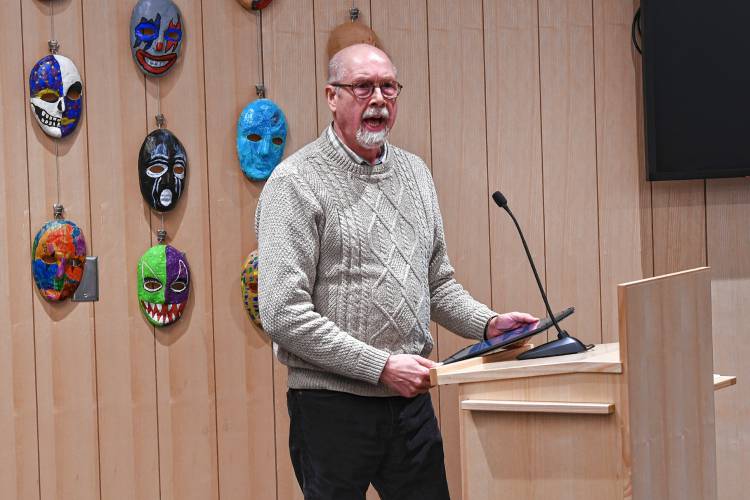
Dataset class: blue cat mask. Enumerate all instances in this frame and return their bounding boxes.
[236,98,287,181]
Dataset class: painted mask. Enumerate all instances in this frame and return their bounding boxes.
[138,128,187,212]
[237,99,287,181]
[29,54,83,139]
[130,0,184,77]
[236,0,274,10]
[31,220,87,301]
[240,250,262,327]
[137,244,190,327]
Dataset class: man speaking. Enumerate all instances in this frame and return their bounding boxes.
[255,37,537,499]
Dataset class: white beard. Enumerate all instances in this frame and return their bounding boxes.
[356,126,389,149]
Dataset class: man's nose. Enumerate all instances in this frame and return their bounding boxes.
[369,85,386,105]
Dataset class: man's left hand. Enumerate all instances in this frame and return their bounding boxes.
[486,312,539,339]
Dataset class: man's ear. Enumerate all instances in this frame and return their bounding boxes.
[325,85,337,113]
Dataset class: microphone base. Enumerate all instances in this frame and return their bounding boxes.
[516,333,588,360]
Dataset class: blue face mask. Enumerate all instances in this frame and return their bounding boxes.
[236,99,288,181]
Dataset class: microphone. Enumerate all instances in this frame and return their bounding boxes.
[491,190,587,359]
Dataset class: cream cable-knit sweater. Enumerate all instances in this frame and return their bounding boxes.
[255,127,497,397]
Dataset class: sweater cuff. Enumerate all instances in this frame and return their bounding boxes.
[353,345,391,385]
[469,307,498,341]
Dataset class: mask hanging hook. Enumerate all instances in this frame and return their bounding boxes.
[155,79,165,128]
[350,6,360,21]
[254,7,266,99]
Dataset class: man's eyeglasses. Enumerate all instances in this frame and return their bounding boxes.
[330,81,403,100]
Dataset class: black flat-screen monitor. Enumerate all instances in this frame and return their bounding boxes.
[642,1,750,180]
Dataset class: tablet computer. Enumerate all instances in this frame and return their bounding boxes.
[441,307,575,365]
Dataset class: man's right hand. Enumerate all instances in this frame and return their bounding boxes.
[379,354,437,398]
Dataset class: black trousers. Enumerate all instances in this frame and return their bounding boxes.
[287,389,451,500]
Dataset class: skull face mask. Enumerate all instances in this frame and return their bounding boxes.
[130,0,184,77]
[236,98,287,181]
[137,244,190,327]
[31,220,87,301]
[29,55,83,139]
[138,128,187,212]
[240,250,262,327]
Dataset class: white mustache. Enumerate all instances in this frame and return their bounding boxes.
[362,107,389,119]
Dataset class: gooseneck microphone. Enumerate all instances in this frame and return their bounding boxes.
[491,191,587,359]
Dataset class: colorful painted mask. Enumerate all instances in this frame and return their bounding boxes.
[138,128,187,212]
[31,220,87,301]
[130,0,184,77]
[29,54,83,138]
[236,0,273,10]
[237,98,287,181]
[137,244,190,327]
[240,250,261,326]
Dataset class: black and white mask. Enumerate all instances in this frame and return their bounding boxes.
[138,129,187,212]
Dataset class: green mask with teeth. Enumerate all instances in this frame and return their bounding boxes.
[137,244,190,327]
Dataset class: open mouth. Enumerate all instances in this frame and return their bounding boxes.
[136,50,177,75]
[362,117,387,131]
[32,104,61,130]
[141,300,186,325]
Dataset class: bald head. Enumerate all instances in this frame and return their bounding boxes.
[328,43,397,84]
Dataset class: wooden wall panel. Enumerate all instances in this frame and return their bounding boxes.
[427,1,491,497]
[202,2,277,499]
[651,180,706,275]
[22,1,100,499]
[314,0,372,134]
[371,0,432,164]
[261,1,318,498]
[145,0,219,498]
[484,0,546,317]
[593,0,652,342]
[82,1,159,499]
[0,0,39,498]
[706,178,750,500]
[539,0,601,345]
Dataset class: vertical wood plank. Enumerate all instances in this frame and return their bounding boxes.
[593,0,652,341]
[427,1,490,497]
[538,0,602,345]
[202,1,277,499]
[651,180,706,275]
[82,0,159,499]
[261,1,318,498]
[314,0,372,134]
[484,0,546,317]
[145,0,219,498]
[706,178,750,500]
[370,0,432,164]
[22,1,100,499]
[0,0,40,498]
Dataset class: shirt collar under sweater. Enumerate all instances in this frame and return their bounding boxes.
[321,125,395,177]
[326,123,390,167]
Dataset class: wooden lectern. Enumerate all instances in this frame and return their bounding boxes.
[431,268,736,500]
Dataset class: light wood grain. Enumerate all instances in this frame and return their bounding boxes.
[202,1,277,499]
[426,1,491,496]
[262,1,318,498]
[145,1,219,499]
[484,0,546,318]
[618,267,717,500]
[435,342,621,385]
[593,0,653,342]
[82,1,159,499]
[652,180,706,275]
[0,0,39,498]
[461,399,615,414]
[22,1,100,499]
[706,177,750,500]
[539,0,602,346]
[460,372,625,500]
[713,375,736,392]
